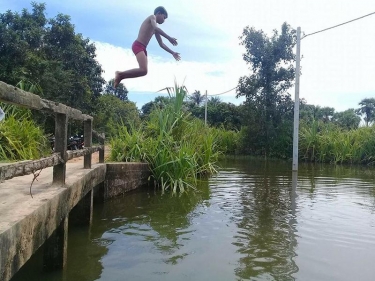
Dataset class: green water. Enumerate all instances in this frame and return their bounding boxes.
[12,158,375,281]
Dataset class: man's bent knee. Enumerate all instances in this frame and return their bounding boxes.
[140,68,148,76]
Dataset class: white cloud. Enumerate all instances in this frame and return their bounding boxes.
[94,41,249,97]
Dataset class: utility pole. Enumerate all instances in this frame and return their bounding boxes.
[205,90,208,126]
[292,27,301,171]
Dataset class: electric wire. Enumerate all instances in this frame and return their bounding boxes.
[302,11,375,40]
[207,86,238,96]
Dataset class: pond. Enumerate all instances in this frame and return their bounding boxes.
[12,158,375,281]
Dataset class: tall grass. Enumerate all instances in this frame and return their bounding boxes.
[212,127,239,155]
[0,80,49,161]
[110,82,220,192]
[0,103,49,161]
[299,120,375,165]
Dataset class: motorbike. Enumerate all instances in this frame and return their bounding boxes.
[68,135,84,150]
[49,134,84,151]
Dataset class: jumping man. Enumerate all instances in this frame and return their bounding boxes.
[114,6,181,88]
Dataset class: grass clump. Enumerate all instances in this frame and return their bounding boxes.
[110,83,220,192]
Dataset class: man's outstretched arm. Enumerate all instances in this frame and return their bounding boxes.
[155,33,181,61]
[151,16,178,46]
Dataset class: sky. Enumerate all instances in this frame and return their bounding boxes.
[1,0,375,111]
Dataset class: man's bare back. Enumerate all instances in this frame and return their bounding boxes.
[114,6,181,88]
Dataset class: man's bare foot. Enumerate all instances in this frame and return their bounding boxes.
[114,71,121,88]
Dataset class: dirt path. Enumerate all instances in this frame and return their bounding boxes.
[67,146,111,164]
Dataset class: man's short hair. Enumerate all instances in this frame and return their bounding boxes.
[154,6,168,18]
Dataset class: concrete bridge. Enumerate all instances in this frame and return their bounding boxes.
[0,81,151,280]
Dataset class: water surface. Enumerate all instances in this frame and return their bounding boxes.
[12,158,375,281]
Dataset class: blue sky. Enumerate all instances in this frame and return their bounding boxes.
[1,0,375,110]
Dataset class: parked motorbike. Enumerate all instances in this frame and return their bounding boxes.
[67,135,84,150]
[49,134,84,151]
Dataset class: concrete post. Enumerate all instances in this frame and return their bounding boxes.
[99,134,105,164]
[69,190,93,226]
[53,113,68,185]
[84,119,92,169]
[43,216,68,271]
[204,90,207,126]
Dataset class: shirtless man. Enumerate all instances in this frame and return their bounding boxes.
[114,6,181,88]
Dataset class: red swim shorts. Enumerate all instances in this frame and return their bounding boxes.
[132,40,147,56]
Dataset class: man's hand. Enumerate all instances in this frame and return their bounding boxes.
[173,52,181,61]
[168,37,178,46]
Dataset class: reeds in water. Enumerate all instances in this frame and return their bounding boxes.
[110,82,219,192]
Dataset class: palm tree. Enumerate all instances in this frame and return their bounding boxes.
[189,90,206,106]
[356,98,375,127]
[208,96,221,106]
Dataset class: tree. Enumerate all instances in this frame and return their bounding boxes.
[356,98,375,127]
[236,22,297,157]
[94,94,140,137]
[104,79,129,101]
[332,109,361,130]
[319,107,335,123]
[141,96,170,118]
[188,90,206,106]
[208,96,221,106]
[0,3,105,113]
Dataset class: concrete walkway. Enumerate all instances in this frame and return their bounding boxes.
[0,159,102,233]
[0,153,106,281]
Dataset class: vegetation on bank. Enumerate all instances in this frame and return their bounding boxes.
[110,84,219,192]
[300,120,375,165]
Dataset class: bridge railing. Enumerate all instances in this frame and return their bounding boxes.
[0,81,105,185]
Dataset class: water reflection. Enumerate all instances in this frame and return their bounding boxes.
[102,184,209,243]
[214,159,299,280]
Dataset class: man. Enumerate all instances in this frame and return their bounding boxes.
[114,6,181,88]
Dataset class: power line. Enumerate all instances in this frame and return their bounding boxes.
[302,11,375,40]
[208,86,238,96]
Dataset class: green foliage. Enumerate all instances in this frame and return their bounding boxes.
[110,83,220,192]
[212,127,239,154]
[332,109,361,130]
[141,96,170,119]
[0,103,49,161]
[299,121,375,165]
[189,97,242,131]
[110,124,145,162]
[0,3,105,113]
[104,79,129,102]
[93,94,140,138]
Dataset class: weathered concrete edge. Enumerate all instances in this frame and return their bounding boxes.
[0,164,106,281]
[104,162,152,200]
[0,81,92,121]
